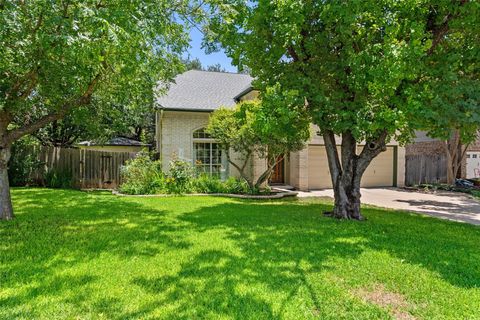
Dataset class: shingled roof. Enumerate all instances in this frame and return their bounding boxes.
[156,70,253,112]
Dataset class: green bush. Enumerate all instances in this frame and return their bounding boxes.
[192,175,251,194]
[165,158,196,194]
[193,174,226,193]
[44,169,74,189]
[120,153,259,195]
[8,137,42,186]
[119,151,164,195]
[223,177,251,194]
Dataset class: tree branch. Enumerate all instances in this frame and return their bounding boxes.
[5,72,101,144]
[356,130,388,175]
[426,0,468,55]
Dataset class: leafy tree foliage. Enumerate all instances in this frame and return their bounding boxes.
[206,63,226,72]
[183,57,204,71]
[412,49,480,183]
[205,0,480,219]
[207,85,310,189]
[183,57,228,72]
[0,1,199,219]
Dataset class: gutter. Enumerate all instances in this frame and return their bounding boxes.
[155,107,214,113]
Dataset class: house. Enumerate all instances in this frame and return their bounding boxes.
[155,70,405,191]
[467,138,480,179]
[406,131,480,182]
[77,137,149,153]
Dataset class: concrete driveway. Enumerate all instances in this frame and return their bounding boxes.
[297,188,480,225]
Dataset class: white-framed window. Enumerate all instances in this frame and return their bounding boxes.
[192,128,227,177]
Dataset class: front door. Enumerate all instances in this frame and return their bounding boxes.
[270,157,285,184]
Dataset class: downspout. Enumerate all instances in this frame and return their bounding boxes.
[156,109,164,164]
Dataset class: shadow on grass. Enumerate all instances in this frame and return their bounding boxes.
[1,188,479,319]
[1,189,190,297]
[129,199,480,318]
[176,198,480,287]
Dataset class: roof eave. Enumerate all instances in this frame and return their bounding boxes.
[233,86,254,102]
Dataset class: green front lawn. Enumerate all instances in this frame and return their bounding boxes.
[1,188,479,319]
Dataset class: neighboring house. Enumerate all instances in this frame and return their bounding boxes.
[77,137,149,153]
[466,138,480,179]
[406,131,480,183]
[155,70,405,191]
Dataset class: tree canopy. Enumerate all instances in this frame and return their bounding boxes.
[0,0,202,219]
[205,0,480,219]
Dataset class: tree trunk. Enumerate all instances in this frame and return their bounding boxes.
[323,130,387,220]
[444,130,466,185]
[254,155,283,189]
[226,149,254,190]
[0,146,14,220]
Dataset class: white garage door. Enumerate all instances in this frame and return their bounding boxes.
[308,146,395,190]
[466,152,480,178]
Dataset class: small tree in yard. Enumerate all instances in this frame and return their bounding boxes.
[206,0,480,219]
[207,85,310,190]
[0,1,202,220]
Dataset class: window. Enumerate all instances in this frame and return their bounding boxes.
[193,128,212,139]
[192,128,226,177]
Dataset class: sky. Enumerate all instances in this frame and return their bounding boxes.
[185,28,237,72]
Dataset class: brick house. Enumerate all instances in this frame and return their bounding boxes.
[155,70,405,191]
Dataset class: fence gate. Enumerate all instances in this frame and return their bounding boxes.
[32,147,137,189]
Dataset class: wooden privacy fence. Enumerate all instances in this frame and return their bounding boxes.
[405,154,447,186]
[32,147,137,189]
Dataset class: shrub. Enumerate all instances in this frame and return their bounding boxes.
[166,158,196,194]
[44,169,74,189]
[119,151,164,195]
[119,152,261,195]
[223,177,251,194]
[8,137,42,186]
[192,175,251,194]
[193,174,226,193]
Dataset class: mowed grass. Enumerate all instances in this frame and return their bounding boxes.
[1,188,479,320]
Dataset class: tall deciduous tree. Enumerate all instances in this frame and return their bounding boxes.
[205,0,479,219]
[0,1,199,220]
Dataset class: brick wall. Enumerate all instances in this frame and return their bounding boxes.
[157,111,210,170]
[156,110,252,179]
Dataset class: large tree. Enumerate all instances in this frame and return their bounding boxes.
[0,1,199,220]
[206,0,479,219]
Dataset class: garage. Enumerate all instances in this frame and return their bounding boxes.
[466,152,480,179]
[307,145,396,190]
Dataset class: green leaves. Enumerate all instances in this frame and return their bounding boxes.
[0,0,198,143]
[207,83,310,160]
[207,0,479,145]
